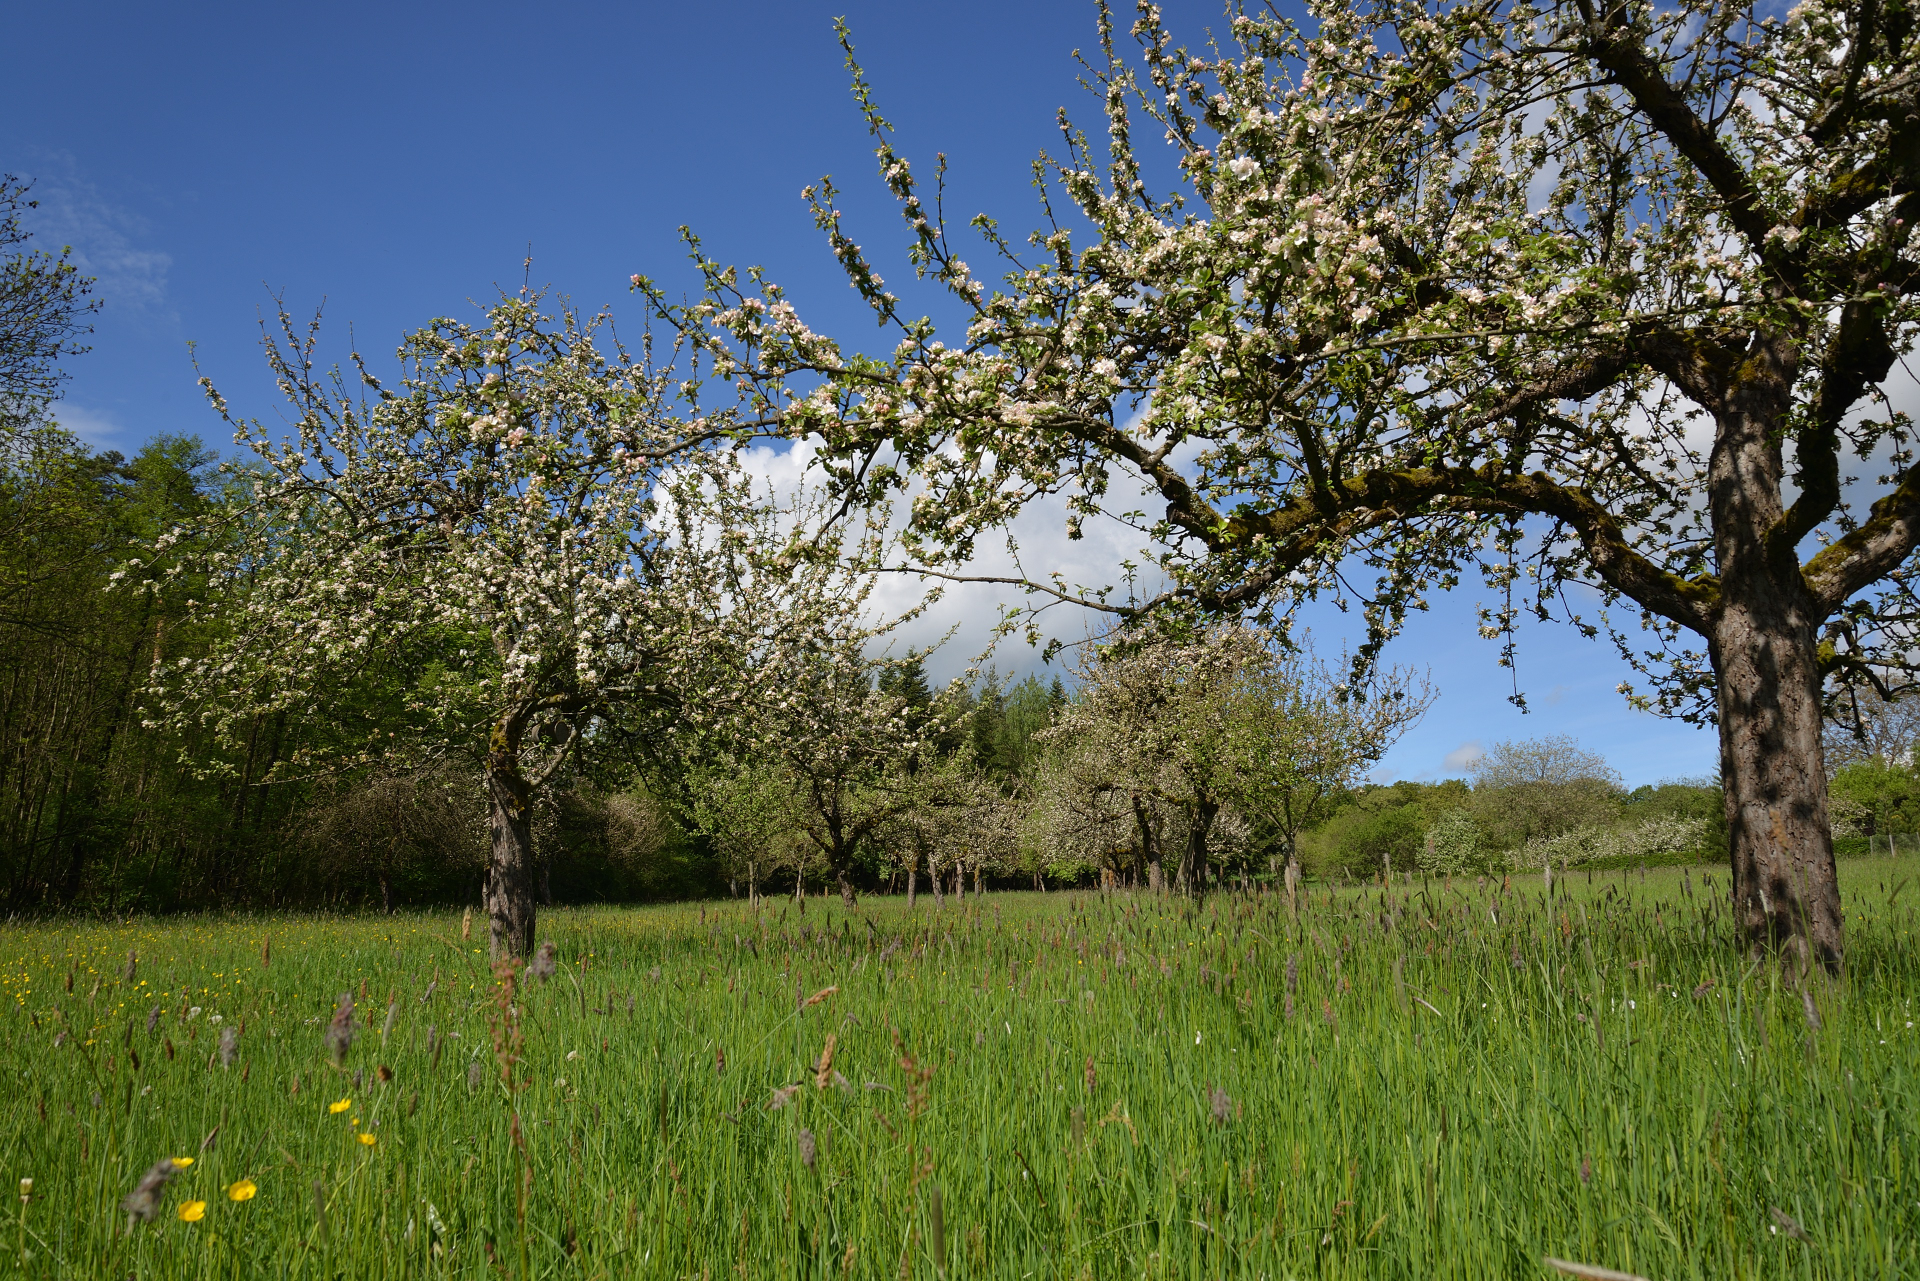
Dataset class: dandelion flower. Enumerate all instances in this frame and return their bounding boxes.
[329,1099,351,1114]
[356,1133,377,1147]
[226,1179,256,1202]
[178,1200,206,1222]
[169,1156,194,1169]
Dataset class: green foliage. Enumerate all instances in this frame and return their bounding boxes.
[5,867,1914,1277]
[1299,779,1470,877]
[1621,779,1728,859]
[1468,736,1624,850]
[1829,761,1920,836]
[1417,807,1486,876]
[962,670,1061,784]
[0,175,98,440]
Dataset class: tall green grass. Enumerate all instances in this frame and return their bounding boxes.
[2,860,1916,1278]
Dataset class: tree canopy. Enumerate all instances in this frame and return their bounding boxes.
[652,0,1920,974]
[0,177,96,447]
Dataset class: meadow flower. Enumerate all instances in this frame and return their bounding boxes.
[170,1156,194,1169]
[226,1179,256,1202]
[178,1200,206,1222]
[357,1133,377,1147]
[329,1098,351,1114]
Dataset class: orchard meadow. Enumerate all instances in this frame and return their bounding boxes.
[4,862,1916,1279]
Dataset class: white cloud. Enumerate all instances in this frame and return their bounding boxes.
[729,437,1167,687]
[14,156,171,313]
[1442,739,1483,773]
[47,402,129,452]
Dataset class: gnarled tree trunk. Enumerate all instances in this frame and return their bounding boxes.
[1708,343,1844,975]
[1712,569,1844,974]
[485,720,536,961]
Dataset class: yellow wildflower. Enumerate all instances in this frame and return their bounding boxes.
[226,1179,256,1202]
[178,1200,206,1222]
[169,1156,194,1168]
[357,1132,377,1146]
[328,1099,351,1114]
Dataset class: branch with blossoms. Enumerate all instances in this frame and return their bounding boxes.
[637,0,1918,730]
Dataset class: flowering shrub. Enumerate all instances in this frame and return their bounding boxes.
[1514,815,1712,871]
[1417,809,1483,877]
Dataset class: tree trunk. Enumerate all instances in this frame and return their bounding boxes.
[1188,799,1217,898]
[907,850,918,911]
[1712,577,1845,975]
[1700,339,1845,976]
[1133,794,1164,894]
[485,721,536,960]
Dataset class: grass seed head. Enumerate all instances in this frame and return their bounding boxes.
[1769,1205,1810,1241]
[218,1025,238,1068]
[529,942,557,984]
[120,1157,179,1223]
[326,993,355,1066]
[798,1128,817,1168]
[815,1034,837,1090]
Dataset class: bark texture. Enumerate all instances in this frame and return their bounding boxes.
[485,722,536,961]
[1707,338,1844,975]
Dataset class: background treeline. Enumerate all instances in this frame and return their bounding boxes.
[0,424,1069,911]
[0,426,1743,918]
[20,424,1920,913]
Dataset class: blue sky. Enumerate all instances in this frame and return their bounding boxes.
[2,0,1722,787]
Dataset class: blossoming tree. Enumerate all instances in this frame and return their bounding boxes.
[146,294,859,957]
[1038,626,1429,894]
[652,0,1920,972]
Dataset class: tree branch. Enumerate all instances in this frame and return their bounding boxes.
[1582,18,1774,254]
[1804,466,1920,614]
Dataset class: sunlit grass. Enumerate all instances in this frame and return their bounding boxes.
[3,858,1916,1277]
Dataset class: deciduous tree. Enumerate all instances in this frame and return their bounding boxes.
[146,295,856,956]
[657,0,1920,972]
